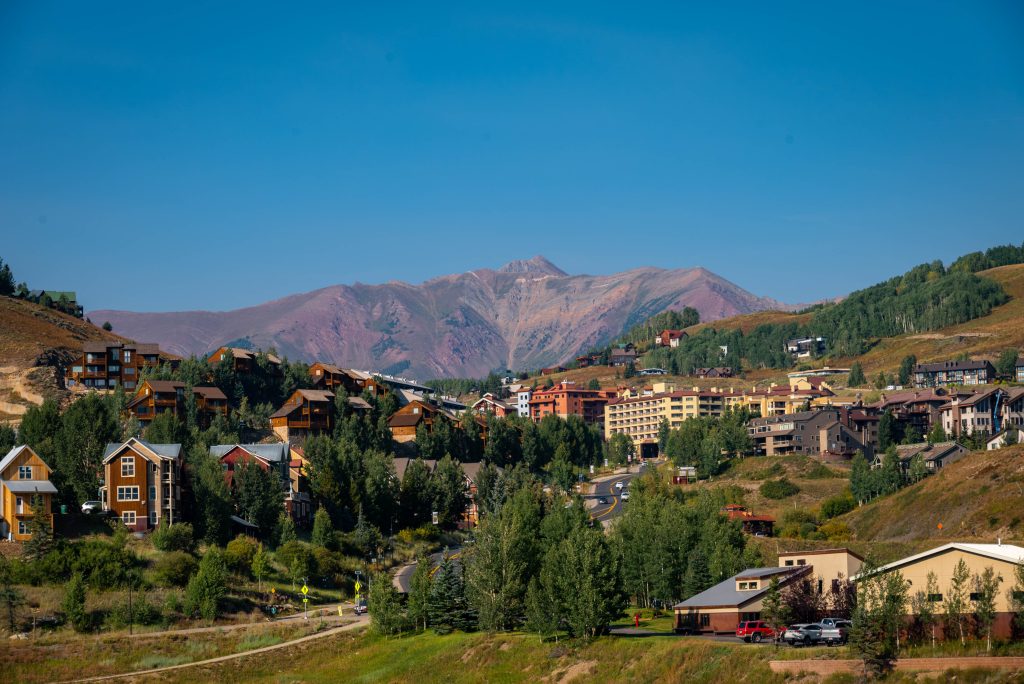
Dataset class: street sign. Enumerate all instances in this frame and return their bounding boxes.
[431,511,439,525]
[303,597,308,603]
[354,580,362,592]
[270,587,276,594]
[301,584,309,595]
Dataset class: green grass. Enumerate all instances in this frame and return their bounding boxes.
[133,654,191,669]
[236,634,283,651]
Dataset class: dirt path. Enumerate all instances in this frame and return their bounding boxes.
[770,656,1024,675]
[122,602,355,640]
[67,615,369,682]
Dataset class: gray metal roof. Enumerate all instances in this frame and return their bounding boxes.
[673,567,802,609]
[1,480,58,494]
[103,440,182,461]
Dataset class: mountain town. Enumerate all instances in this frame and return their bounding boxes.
[2,243,1024,681]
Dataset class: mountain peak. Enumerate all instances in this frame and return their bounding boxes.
[497,255,567,277]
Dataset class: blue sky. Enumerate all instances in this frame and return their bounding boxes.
[1,2,1022,312]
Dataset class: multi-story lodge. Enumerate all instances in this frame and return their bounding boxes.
[309,363,382,396]
[65,342,178,391]
[101,438,182,531]
[207,346,282,374]
[270,389,339,442]
[124,379,229,428]
[529,382,618,427]
[785,337,827,359]
[747,409,873,460]
[913,360,996,388]
[471,393,517,418]
[0,446,57,541]
[864,388,955,435]
[939,387,1024,437]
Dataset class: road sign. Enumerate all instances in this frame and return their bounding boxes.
[303,597,309,603]
[301,584,309,595]
[270,587,276,594]
[354,580,362,592]
[432,511,439,525]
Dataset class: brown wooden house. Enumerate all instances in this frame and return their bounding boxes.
[65,342,179,391]
[388,400,451,443]
[270,389,336,442]
[125,380,228,428]
[207,346,282,374]
[309,362,382,396]
[100,438,183,531]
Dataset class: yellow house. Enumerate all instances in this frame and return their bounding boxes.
[858,542,1024,639]
[0,445,57,541]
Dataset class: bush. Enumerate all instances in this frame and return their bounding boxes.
[759,478,800,500]
[153,551,198,587]
[224,535,257,576]
[151,523,196,553]
[821,491,856,519]
[107,595,162,628]
[74,539,140,590]
[275,540,314,579]
[185,548,228,621]
[396,525,440,545]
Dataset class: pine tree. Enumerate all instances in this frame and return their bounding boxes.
[22,497,53,562]
[311,508,335,549]
[898,355,917,386]
[62,572,89,632]
[276,511,297,546]
[847,362,866,388]
[428,553,476,633]
[185,548,228,621]
[760,576,791,644]
[850,452,871,504]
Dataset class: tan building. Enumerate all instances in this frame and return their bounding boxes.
[859,542,1024,639]
[100,438,182,531]
[673,548,861,634]
[0,446,57,541]
[604,383,732,443]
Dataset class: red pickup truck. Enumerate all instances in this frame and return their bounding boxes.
[736,620,775,643]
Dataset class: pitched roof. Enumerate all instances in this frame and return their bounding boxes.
[858,543,1024,580]
[915,360,994,373]
[673,566,809,609]
[389,413,424,428]
[193,386,228,400]
[393,457,437,480]
[144,380,186,393]
[0,445,53,474]
[209,443,289,463]
[103,439,181,463]
[294,389,335,402]
[1,480,58,494]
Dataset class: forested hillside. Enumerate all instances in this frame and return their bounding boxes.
[641,243,1024,372]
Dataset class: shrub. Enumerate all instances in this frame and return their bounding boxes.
[396,525,440,545]
[62,572,90,632]
[153,551,198,587]
[275,540,314,579]
[804,463,839,480]
[224,535,257,576]
[821,491,856,519]
[74,539,140,590]
[151,523,196,553]
[185,548,228,621]
[818,520,852,542]
[107,595,162,628]
[759,478,800,500]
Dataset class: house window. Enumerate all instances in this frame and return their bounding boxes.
[18,465,32,479]
[122,511,136,526]
[149,511,158,526]
[121,456,135,477]
[699,614,710,627]
[927,593,943,602]
[797,559,806,566]
[149,486,157,501]
[124,351,131,363]
[969,592,983,602]
[117,486,140,501]
[739,582,748,590]
[18,521,29,536]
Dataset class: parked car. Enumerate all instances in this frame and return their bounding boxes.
[735,620,775,643]
[781,624,809,645]
[81,501,103,515]
[620,490,630,501]
[820,621,851,645]
[790,623,828,646]
[354,600,367,615]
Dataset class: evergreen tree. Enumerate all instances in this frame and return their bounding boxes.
[361,449,399,532]
[996,349,1019,379]
[0,425,16,456]
[428,553,476,633]
[847,362,866,388]
[0,257,14,296]
[682,548,712,598]
[52,394,119,505]
[879,447,904,494]
[233,460,284,539]
[463,503,531,631]
[849,452,871,504]
[927,421,946,444]
[311,508,335,549]
[186,444,232,546]
[276,511,297,546]
[877,410,900,451]
[22,497,53,562]
[406,555,433,631]
[431,455,468,529]
[851,566,909,678]
[399,457,433,528]
[0,555,25,632]
[760,576,790,644]
[62,571,90,632]
[185,548,228,621]
[898,355,917,386]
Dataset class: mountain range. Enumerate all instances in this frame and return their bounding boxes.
[89,256,788,378]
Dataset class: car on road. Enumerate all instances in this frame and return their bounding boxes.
[781,624,809,645]
[597,496,610,504]
[735,620,775,643]
[81,501,103,515]
[354,600,367,615]
[789,623,828,646]
[615,481,624,490]
[620,490,630,501]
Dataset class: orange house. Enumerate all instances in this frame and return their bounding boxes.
[207,346,282,374]
[388,400,451,443]
[100,438,183,531]
[309,363,382,396]
[0,446,57,541]
[270,389,336,441]
[528,382,617,427]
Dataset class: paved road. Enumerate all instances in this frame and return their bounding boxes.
[393,548,461,594]
[588,464,650,523]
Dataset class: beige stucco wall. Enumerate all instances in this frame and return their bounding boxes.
[880,548,1021,614]
[779,550,863,583]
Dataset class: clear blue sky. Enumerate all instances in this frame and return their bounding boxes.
[1,2,1022,312]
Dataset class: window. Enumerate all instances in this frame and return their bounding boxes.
[699,614,710,627]
[149,511,158,526]
[121,456,135,477]
[784,560,794,566]
[149,486,157,501]
[122,511,136,525]
[18,521,29,536]
[116,486,140,501]
[749,582,758,589]
[928,593,943,602]
[970,592,983,602]
[739,582,748,590]
[797,559,807,566]
[124,350,131,363]
[18,465,32,479]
